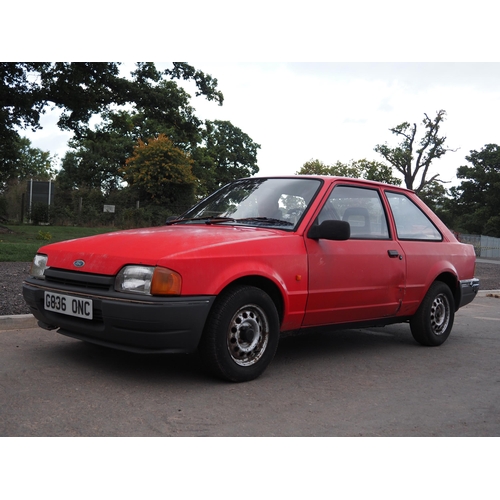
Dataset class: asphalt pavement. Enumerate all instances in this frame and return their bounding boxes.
[1,293,499,437]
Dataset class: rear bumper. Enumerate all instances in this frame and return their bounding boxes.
[458,278,480,309]
[23,280,215,354]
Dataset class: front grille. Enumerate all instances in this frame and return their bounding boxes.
[44,268,114,291]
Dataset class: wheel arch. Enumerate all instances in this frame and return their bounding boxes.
[434,272,460,311]
[216,275,285,325]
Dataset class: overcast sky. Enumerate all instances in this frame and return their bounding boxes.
[24,62,500,188]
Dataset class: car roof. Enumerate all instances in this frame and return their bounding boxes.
[244,175,413,193]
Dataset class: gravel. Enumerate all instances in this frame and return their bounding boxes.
[1,260,499,317]
[1,262,32,316]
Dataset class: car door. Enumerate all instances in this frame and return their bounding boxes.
[303,184,406,327]
[384,190,447,316]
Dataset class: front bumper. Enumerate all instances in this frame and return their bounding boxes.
[458,278,480,309]
[23,278,215,354]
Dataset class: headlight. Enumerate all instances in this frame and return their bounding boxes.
[115,266,182,296]
[30,254,49,279]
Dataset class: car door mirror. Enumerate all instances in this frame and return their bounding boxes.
[308,220,350,240]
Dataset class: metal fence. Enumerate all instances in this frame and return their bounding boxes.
[459,234,500,258]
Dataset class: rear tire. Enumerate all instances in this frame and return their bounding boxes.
[410,281,455,346]
[199,285,280,382]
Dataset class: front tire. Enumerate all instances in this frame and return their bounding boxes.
[199,285,280,382]
[410,281,455,346]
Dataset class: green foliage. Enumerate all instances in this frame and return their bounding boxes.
[37,230,52,241]
[450,144,500,237]
[297,159,401,185]
[122,135,196,209]
[192,120,261,196]
[0,136,55,192]
[2,63,260,221]
[1,62,224,192]
[57,82,203,196]
[164,63,224,104]
[360,159,401,185]
[120,205,175,228]
[1,62,223,137]
[417,180,448,209]
[30,202,49,225]
[374,110,454,192]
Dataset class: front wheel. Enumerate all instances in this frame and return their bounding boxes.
[410,281,455,346]
[199,285,280,382]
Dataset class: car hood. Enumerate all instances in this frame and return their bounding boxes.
[38,224,289,275]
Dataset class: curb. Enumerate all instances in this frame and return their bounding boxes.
[479,289,500,298]
[0,314,38,331]
[1,290,499,331]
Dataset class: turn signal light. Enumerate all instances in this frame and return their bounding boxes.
[151,267,182,295]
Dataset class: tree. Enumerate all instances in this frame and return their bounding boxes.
[122,134,197,211]
[57,75,205,195]
[0,136,54,192]
[192,120,261,196]
[374,110,455,192]
[57,112,139,194]
[1,62,223,138]
[417,179,450,220]
[297,159,401,185]
[450,144,500,237]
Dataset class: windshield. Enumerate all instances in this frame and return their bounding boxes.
[173,177,322,230]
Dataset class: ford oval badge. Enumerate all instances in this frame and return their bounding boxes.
[73,260,85,268]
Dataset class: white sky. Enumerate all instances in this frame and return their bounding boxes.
[22,62,500,188]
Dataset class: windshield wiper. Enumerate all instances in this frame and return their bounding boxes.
[166,216,294,227]
[166,216,236,225]
[235,217,294,227]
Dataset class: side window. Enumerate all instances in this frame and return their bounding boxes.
[317,185,390,239]
[386,192,442,241]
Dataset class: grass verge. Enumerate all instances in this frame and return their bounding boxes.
[0,225,117,262]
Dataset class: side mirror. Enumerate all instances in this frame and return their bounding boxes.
[308,220,350,241]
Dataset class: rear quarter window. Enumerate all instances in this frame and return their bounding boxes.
[386,191,442,241]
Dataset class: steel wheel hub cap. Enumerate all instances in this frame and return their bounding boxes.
[227,305,269,366]
[430,294,450,335]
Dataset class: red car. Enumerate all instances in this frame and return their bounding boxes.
[23,176,479,382]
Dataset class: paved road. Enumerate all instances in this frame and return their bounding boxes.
[1,296,498,437]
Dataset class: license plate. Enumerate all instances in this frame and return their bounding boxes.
[44,291,93,320]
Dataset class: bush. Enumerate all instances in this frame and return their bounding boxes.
[30,202,49,225]
[37,230,52,241]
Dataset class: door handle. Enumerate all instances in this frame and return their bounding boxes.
[388,250,402,259]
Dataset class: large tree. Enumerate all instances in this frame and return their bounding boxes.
[450,144,500,237]
[1,62,223,137]
[2,62,224,189]
[374,110,455,192]
[191,120,261,196]
[57,73,206,195]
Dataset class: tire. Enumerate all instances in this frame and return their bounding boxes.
[410,281,455,346]
[199,285,280,382]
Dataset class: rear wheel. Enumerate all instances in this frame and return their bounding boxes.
[410,281,455,346]
[199,285,280,382]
